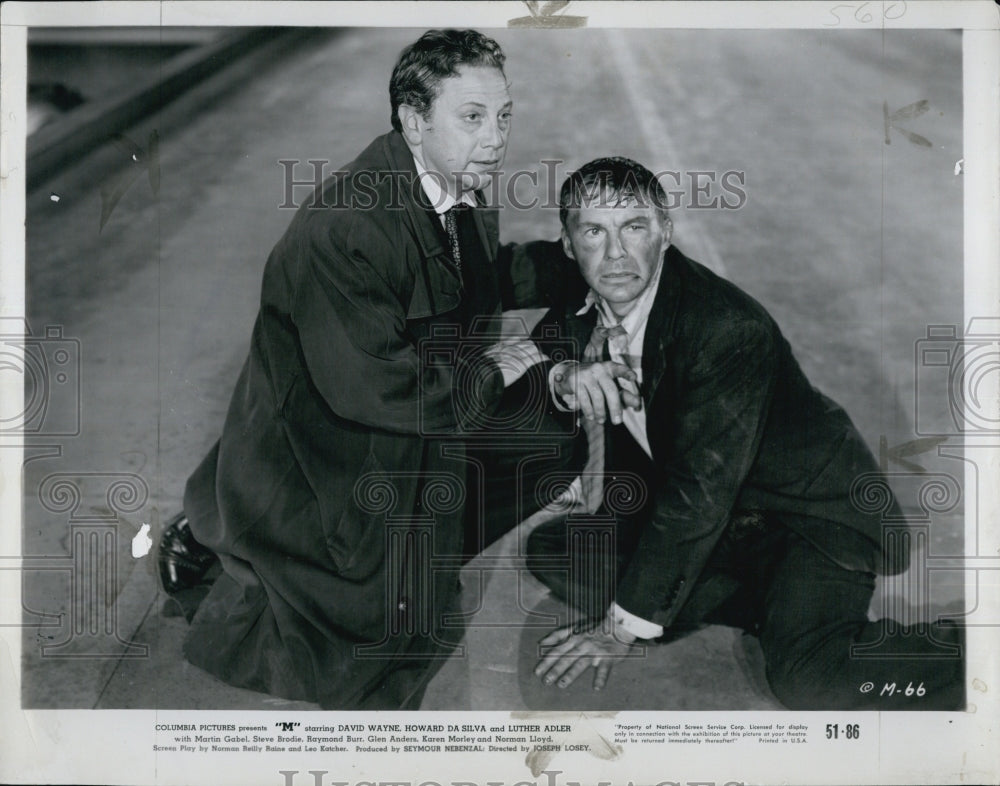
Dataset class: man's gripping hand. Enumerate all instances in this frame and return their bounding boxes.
[484,339,546,388]
[534,614,638,691]
[552,361,642,425]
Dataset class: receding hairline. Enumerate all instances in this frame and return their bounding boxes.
[415,67,512,115]
[431,66,511,96]
[560,187,671,229]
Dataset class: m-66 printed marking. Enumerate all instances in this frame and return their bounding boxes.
[880,680,927,697]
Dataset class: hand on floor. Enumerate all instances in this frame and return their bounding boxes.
[534,616,637,691]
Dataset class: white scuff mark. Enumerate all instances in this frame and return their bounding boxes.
[512,711,622,777]
[131,523,152,558]
[954,158,964,175]
[49,193,60,202]
[972,678,987,693]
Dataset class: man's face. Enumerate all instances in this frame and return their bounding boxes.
[561,193,672,318]
[406,65,512,196]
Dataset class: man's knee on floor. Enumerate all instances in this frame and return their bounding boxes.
[766,659,831,710]
[764,638,863,710]
[524,520,570,593]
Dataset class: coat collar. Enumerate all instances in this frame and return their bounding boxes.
[382,131,447,260]
[380,131,499,265]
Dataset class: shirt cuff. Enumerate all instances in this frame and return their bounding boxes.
[547,360,579,411]
[610,601,664,640]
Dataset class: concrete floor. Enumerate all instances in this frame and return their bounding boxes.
[19,27,966,711]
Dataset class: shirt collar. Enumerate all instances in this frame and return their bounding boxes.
[576,256,665,339]
[413,155,477,215]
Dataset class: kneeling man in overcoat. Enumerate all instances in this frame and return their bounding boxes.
[159,29,591,709]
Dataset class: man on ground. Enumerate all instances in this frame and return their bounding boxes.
[527,156,964,710]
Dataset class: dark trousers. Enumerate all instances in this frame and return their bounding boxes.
[460,366,583,561]
[525,424,965,711]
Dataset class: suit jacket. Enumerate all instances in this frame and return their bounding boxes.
[529,242,905,629]
[182,131,523,708]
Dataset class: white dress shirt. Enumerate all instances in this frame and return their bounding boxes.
[413,156,476,225]
[549,260,667,640]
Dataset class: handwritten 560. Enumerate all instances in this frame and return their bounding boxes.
[824,1,907,26]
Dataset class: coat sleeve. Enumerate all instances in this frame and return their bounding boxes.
[613,319,778,628]
[496,239,589,311]
[291,210,504,434]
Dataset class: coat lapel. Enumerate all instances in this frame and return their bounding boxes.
[473,191,500,265]
[383,132,499,266]
[641,246,682,409]
[381,133,461,319]
[382,132,449,262]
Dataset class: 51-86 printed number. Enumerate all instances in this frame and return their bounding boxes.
[826,723,860,740]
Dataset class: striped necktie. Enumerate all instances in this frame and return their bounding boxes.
[443,205,468,270]
[579,323,629,512]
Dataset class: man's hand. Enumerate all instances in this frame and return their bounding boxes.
[484,339,545,387]
[534,617,637,691]
[553,361,642,425]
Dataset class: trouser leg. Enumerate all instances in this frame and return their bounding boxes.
[525,510,758,632]
[462,370,583,561]
[527,511,965,710]
[462,436,580,559]
[758,532,965,710]
[524,513,625,620]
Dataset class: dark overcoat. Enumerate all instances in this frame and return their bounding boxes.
[527,242,907,630]
[182,131,515,708]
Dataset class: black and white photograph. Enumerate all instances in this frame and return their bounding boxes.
[1,2,997,785]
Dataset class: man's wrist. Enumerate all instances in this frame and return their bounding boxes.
[548,360,579,410]
[485,340,545,388]
[609,601,664,640]
[612,623,638,646]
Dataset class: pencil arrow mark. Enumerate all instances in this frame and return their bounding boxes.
[883,99,932,147]
[99,130,161,232]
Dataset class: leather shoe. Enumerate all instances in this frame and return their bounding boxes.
[157,512,219,595]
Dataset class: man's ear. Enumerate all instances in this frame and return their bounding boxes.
[660,214,674,252]
[398,105,423,146]
[560,227,576,260]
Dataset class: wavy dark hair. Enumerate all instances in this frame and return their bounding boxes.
[389,29,506,132]
[559,156,672,227]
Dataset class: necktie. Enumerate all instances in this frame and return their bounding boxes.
[589,324,628,355]
[443,205,467,269]
[579,322,629,512]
